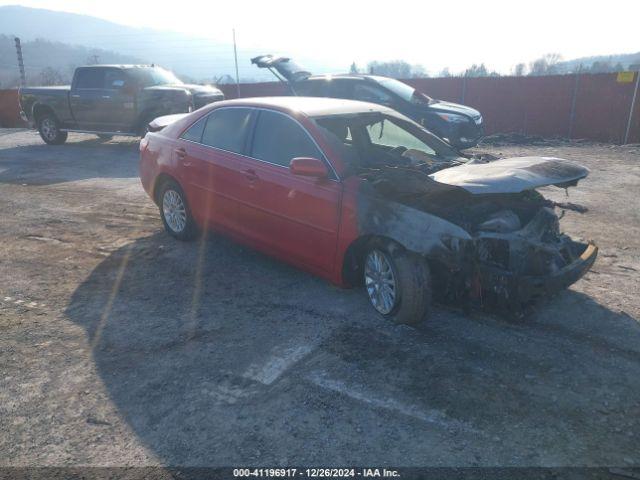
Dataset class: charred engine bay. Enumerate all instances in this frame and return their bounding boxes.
[359,164,589,280]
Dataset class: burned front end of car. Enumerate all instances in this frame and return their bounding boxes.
[357,162,597,313]
[448,194,596,311]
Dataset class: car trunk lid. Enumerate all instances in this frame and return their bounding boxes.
[147,113,189,132]
[251,54,312,83]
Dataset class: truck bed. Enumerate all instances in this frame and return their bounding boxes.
[19,86,72,127]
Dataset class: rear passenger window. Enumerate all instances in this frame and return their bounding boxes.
[201,108,252,153]
[328,80,352,98]
[251,111,323,167]
[104,69,126,89]
[295,81,323,96]
[180,116,206,143]
[75,69,106,89]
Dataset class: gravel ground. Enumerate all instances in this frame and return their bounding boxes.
[1,129,639,468]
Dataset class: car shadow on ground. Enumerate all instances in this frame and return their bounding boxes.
[0,135,140,186]
[64,232,640,466]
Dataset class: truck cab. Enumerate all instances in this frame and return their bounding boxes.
[19,65,224,144]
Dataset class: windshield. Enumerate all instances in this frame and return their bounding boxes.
[375,77,433,105]
[129,67,183,87]
[314,111,460,174]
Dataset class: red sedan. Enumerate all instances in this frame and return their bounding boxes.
[140,97,597,324]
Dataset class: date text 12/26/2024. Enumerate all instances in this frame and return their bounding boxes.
[233,468,400,478]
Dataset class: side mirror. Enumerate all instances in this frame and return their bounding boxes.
[289,157,328,179]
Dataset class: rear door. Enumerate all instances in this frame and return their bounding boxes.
[69,68,107,130]
[241,109,342,273]
[100,68,136,131]
[175,107,255,233]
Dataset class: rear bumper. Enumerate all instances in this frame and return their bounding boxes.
[477,242,598,305]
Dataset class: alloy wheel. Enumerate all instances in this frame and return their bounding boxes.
[162,189,187,233]
[364,249,398,315]
[41,118,57,141]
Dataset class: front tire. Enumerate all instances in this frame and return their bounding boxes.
[158,180,198,241]
[364,243,432,325]
[37,113,68,145]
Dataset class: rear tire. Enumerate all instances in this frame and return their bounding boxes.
[37,113,68,145]
[158,179,198,241]
[363,242,431,325]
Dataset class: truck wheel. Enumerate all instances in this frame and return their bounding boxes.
[158,179,198,241]
[363,243,432,326]
[37,113,68,145]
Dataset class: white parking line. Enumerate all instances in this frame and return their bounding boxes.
[1,294,47,310]
[244,344,316,385]
[307,371,482,435]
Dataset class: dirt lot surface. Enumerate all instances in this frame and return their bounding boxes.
[1,129,639,468]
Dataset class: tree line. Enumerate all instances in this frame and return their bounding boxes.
[353,52,639,79]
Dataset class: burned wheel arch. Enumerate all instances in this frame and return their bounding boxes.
[342,182,474,287]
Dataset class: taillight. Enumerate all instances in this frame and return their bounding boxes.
[140,136,149,152]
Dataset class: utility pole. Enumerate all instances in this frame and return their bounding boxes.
[232,29,240,98]
[14,37,26,86]
[624,72,640,144]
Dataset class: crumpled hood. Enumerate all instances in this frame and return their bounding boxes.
[430,156,589,194]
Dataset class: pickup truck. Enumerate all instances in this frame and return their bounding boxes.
[19,65,224,145]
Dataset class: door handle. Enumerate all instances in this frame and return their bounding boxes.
[102,95,111,99]
[242,169,259,182]
[71,94,80,98]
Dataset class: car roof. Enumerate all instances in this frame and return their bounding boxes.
[213,96,394,117]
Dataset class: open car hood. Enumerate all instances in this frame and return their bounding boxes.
[429,156,589,194]
[251,54,311,82]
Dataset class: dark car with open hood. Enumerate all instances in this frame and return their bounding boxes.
[140,97,597,324]
[19,65,224,145]
[251,54,484,150]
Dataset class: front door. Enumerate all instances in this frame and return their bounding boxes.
[242,110,342,273]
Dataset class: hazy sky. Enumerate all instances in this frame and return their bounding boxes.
[2,0,639,74]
